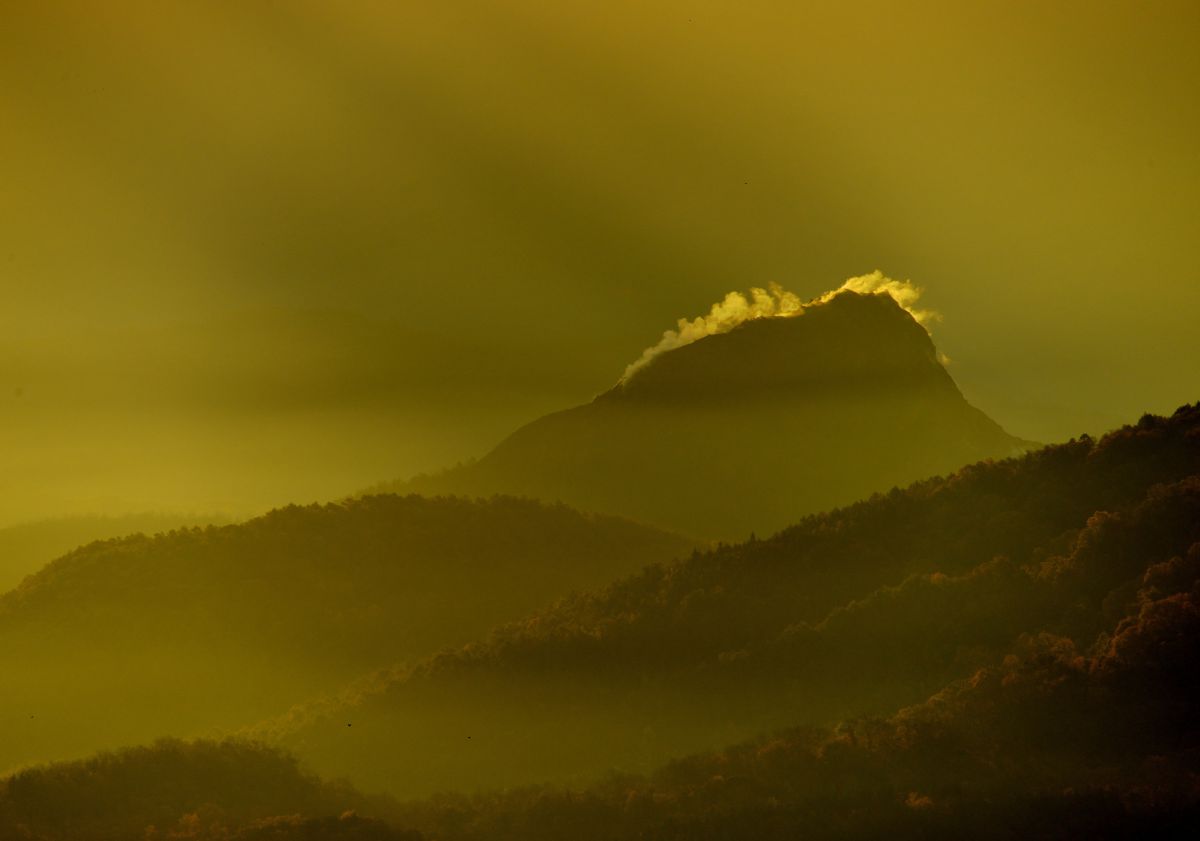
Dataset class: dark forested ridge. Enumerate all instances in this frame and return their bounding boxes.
[7,403,1198,840]
[0,739,419,841]
[0,513,232,594]
[380,291,1032,539]
[270,404,1200,801]
[384,566,1200,840]
[0,495,692,775]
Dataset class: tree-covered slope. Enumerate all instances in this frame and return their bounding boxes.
[0,495,693,774]
[14,405,1199,839]
[0,512,231,594]
[12,552,1199,841]
[0,738,418,841]
[271,404,1200,797]
[390,543,1200,839]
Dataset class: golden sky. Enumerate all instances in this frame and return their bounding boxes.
[1,1,1197,523]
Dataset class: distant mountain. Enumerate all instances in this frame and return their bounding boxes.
[0,495,692,774]
[386,290,1031,539]
[271,404,1200,798]
[0,512,231,594]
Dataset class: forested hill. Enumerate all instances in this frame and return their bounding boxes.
[0,738,417,841]
[0,495,693,775]
[14,404,1197,840]
[270,403,1200,797]
[387,541,1200,839]
[0,512,231,594]
[383,291,1031,539]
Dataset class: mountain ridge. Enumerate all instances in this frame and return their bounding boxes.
[268,403,1200,797]
[0,494,693,775]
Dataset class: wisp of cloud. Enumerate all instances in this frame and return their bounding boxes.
[621,271,938,382]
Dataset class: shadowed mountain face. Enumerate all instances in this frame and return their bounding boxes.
[398,291,1030,539]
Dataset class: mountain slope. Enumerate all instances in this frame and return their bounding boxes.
[391,290,1030,539]
[13,541,1200,841]
[0,512,232,594]
[9,407,1198,839]
[0,738,417,841]
[389,563,1200,840]
[270,403,1200,796]
[0,495,692,774]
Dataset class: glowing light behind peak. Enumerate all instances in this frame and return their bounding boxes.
[622,272,936,383]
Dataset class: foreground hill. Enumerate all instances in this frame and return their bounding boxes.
[269,403,1200,797]
[388,554,1200,839]
[386,288,1030,539]
[0,495,692,774]
[11,580,1200,841]
[0,739,417,840]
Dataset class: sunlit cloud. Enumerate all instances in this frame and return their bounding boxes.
[821,271,941,329]
[621,271,939,382]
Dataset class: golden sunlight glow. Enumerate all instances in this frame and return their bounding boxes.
[622,272,936,382]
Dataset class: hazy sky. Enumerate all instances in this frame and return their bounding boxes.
[2,0,1197,524]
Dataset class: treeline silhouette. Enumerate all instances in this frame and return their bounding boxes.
[2,404,1197,838]
[0,513,231,594]
[270,404,1200,797]
[0,738,419,840]
[387,560,1200,839]
[0,495,691,773]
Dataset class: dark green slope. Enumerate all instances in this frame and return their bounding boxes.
[0,495,692,775]
[271,404,1200,797]
[393,291,1030,539]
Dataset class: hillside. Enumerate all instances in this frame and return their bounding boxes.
[11,559,1199,841]
[13,403,1199,840]
[0,512,232,594]
[388,289,1030,539]
[269,403,1200,797]
[0,495,692,774]
[0,738,417,841]
[388,560,1200,839]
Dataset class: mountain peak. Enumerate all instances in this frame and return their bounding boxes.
[609,289,955,405]
[398,276,1028,538]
